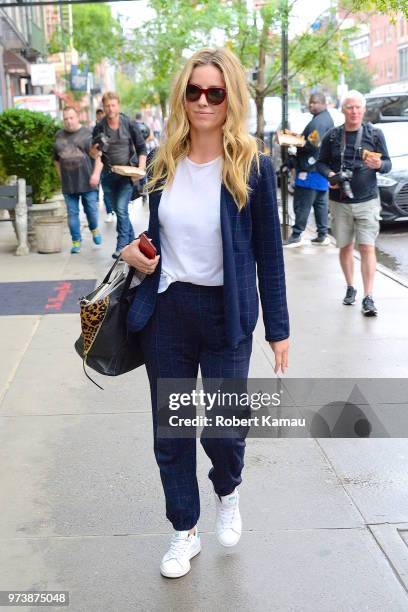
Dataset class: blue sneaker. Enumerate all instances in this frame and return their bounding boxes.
[70,241,81,254]
[91,229,102,245]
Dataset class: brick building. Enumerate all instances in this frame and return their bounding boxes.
[344,9,408,92]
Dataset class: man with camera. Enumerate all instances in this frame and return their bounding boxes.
[91,92,147,259]
[317,90,391,317]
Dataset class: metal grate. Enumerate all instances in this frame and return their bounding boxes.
[395,182,408,214]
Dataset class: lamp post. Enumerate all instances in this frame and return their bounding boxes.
[279,0,290,240]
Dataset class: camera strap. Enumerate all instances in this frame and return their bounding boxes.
[341,125,363,169]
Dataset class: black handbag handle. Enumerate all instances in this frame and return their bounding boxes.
[120,265,137,301]
[101,256,136,302]
[102,255,123,284]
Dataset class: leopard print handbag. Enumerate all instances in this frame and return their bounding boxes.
[74,258,144,389]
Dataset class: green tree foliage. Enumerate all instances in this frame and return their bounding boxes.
[116,72,158,116]
[72,3,123,70]
[47,24,71,55]
[350,0,408,17]
[346,57,374,92]
[122,0,406,139]
[122,0,228,117]
[0,110,60,202]
[223,1,356,139]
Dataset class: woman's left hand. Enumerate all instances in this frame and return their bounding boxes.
[269,338,289,374]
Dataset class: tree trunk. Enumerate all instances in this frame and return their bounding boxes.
[255,95,265,150]
[159,92,167,122]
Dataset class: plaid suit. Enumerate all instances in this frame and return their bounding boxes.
[129,154,289,530]
[140,283,252,530]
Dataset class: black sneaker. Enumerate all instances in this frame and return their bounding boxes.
[311,235,330,246]
[362,295,378,317]
[343,286,357,305]
[283,235,303,248]
[112,250,121,260]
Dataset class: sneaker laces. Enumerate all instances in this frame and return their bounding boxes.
[167,532,192,559]
[345,286,355,299]
[218,498,238,530]
[363,295,375,309]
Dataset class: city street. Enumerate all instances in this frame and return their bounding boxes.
[1,198,408,611]
[377,222,408,282]
[287,195,408,283]
[0,0,408,609]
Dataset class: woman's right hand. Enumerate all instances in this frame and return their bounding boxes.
[121,239,160,275]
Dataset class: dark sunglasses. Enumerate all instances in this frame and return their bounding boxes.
[185,83,227,105]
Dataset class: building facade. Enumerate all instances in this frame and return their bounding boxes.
[0,1,47,110]
[345,10,408,93]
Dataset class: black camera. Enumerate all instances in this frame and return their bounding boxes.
[329,169,354,199]
[92,133,110,153]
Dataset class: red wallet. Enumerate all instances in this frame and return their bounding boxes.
[139,233,157,259]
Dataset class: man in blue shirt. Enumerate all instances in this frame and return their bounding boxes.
[285,93,334,247]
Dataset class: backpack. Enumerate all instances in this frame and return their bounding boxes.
[93,114,144,166]
[135,120,150,142]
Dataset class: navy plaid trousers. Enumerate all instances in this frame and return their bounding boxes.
[140,281,252,531]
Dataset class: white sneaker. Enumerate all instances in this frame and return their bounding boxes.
[160,528,201,578]
[215,489,242,547]
[104,212,114,223]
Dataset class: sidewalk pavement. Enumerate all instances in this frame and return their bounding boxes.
[1,198,408,612]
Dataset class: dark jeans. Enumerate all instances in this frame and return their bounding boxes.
[63,190,98,242]
[101,170,134,250]
[96,184,113,215]
[292,186,328,238]
[140,282,252,531]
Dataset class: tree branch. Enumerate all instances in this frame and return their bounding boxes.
[263,8,353,96]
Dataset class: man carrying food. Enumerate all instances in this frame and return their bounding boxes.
[317,90,391,316]
[284,93,334,248]
[91,92,147,259]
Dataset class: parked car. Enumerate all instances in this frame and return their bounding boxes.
[376,121,408,222]
[365,92,408,124]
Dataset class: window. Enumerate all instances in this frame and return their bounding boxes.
[373,28,382,46]
[351,35,369,59]
[399,47,408,79]
[382,97,408,116]
[365,94,408,122]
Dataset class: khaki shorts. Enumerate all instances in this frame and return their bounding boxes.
[329,198,381,248]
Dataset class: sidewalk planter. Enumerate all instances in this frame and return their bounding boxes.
[28,200,64,251]
[34,216,64,254]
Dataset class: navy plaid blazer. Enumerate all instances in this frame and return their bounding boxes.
[127,153,289,348]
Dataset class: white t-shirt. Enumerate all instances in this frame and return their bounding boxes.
[158,156,223,293]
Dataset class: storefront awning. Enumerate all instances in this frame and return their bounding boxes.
[3,50,31,77]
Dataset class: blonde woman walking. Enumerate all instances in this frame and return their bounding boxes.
[122,47,290,578]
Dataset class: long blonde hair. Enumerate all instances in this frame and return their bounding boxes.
[147,47,259,209]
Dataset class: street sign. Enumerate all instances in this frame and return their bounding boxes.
[30,64,56,86]
[13,94,58,116]
[70,65,88,91]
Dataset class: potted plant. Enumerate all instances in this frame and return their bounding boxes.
[0,109,64,252]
